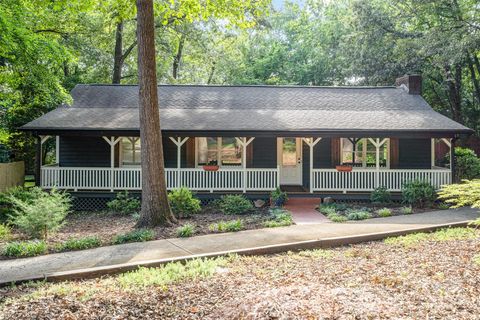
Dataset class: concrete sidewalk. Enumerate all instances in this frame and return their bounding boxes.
[0,208,478,285]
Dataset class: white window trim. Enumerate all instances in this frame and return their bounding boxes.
[195,137,243,168]
[340,138,390,169]
[119,137,141,167]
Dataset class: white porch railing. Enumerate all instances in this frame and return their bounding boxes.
[41,167,279,192]
[311,168,451,192]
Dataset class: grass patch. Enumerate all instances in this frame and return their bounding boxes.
[57,236,101,251]
[473,254,480,266]
[385,227,478,247]
[209,219,244,233]
[400,206,413,214]
[298,249,335,259]
[264,209,293,228]
[3,240,47,257]
[0,224,12,241]
[328,214,348,223]
[113,229,155,244]
[346,209,371,221]
[117,257,230,289]
[376,207,392,217]
[176,224,195,238]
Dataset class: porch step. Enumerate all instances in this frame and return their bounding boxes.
[284,197,329,225]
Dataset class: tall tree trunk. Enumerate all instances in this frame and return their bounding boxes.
[207,61,216,84]
[445,64,463,123]
[467,54,480,103]
[172,34,185,79]
[112,21,124,84]
[136,0,176,227]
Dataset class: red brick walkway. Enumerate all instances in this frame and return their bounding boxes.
[284,198,330,225]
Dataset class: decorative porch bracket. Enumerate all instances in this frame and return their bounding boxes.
[302,137,322,193]
[235,137,255,192]
[368,138,388,188]
[102,136,122,192]
[431,138,452,168]
[169,137,189,188]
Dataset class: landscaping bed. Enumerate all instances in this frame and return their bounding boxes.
[1,226,479,319]
[0,188,293,259]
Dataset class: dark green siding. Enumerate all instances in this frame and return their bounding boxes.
[59,136,185,168]
[303,138,332,188]
[251,137,277,168]
[398,139,431,169]
[59,136,110,167]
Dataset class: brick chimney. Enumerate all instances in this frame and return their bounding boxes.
[395,74,422,95]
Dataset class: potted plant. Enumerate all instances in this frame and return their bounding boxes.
[270,187,288,207]
[336,165,353,172]
[203,160,219,171]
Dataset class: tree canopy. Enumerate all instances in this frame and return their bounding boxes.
[1,0,480,168]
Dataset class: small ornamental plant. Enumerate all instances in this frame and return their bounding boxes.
[107,191,141,215]
[168,188,201,218]
[218,195,253,215]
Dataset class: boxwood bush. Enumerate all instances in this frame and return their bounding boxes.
[107,191,140,215]
[168,188,201,218]
[218,195,253,215]
[402,180,436,208]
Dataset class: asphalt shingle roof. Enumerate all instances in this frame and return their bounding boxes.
[21,84,472,134]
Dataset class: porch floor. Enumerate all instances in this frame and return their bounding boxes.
[284,197,329,225]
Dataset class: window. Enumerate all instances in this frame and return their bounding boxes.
[341,138,389,168]
[196,137,242,166]
[121,137,141,166]
[282,138,297,166]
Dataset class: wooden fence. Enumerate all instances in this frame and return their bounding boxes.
[0,161,25,192]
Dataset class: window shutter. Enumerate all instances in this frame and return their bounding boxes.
[331,138,341,166]
[185,138,195,168]
[390,138,399,168]
[246,142,253,167]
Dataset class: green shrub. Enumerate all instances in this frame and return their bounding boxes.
[347,210,371,220]
[402,180,436,208]
[107,191,140,215]
[0,224,12,241]
[328,214,348,223]
[9,189,71,240]
[264,208,293,227]
[400,206,413,214]
[3,240,47,257]
[58,236,101,251]
[270,187,288,207]
[209,219,244,233]
[113,229,155,244]
[176,224,195,237]
[438,180,480,208]
[376,207,392,217]
[319,205,337,216]
[370,186,391,205]
[0,187,45,223]
[437,202,450,210]
[168,188,201,218]
[218,195,253,215]
[454,147,480,180]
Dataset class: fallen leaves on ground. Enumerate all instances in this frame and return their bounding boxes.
[1,229,479,319]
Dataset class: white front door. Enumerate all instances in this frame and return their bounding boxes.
[278,137,302,185]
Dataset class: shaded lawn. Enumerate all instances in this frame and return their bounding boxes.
[1,227,479,319]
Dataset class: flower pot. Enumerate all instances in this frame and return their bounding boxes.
[336,165,352,172]
[203,165,219,171]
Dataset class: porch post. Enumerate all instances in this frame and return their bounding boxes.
[103,136,122,192]
[431,138,435,168]
[302,138,321,193]
[56,136,60,164]
[236,137,254,192]
[368,138,387,188]
[169,137,189,188]
[450,138,456,183]
[35,136,41,187]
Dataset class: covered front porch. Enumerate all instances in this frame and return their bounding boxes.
[37,133,454,194]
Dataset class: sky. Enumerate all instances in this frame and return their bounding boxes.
[272,0,305,10]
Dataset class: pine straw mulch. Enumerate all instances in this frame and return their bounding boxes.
[1,229,479,319]
[0,206,272,259]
